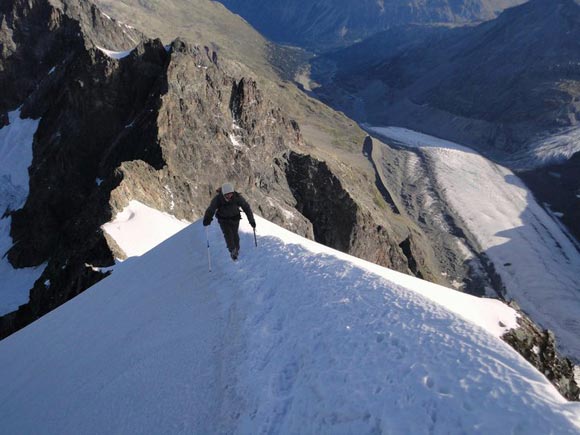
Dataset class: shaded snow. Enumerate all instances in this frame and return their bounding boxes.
[369,126,580,361]
[0,109,45,315]
[0,109,39,211]
[1,206,579,434]
[0,216,46,315]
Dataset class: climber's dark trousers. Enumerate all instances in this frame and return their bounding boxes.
[218,219,240,253]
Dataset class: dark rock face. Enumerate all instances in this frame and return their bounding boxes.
[9,39,169,267]
[285,152,357,252]
[215,0,524,50]
[284,151,427,276]
[520,152,580,241]
[0,0,141,115]
[503,302,580,401]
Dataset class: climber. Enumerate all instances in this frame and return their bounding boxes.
[203,182,256,260]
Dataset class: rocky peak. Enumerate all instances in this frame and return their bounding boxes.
[0,0,141,115]
[0,0,316,337]
[48,0,142,48]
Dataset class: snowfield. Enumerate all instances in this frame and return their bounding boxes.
[102,200,189,258]
[369,126,580,362]
[0,205,579,434]
[0,109,45,315]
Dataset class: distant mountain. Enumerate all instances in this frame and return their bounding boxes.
[311,0,580,239]
[215,0,526,50]
[314,0,580,155]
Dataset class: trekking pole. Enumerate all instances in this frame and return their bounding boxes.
[253,227,258,247]
[206,227,212,272]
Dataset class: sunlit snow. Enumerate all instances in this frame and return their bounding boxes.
[369,126,580,361]
[1,204,579,434]
[101,200,189,258]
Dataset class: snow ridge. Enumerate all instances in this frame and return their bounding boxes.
[0,213,578,434]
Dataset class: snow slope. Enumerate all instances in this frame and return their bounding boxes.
[102,200,189,258]
[370,126,580,362]
[0,209,579,434]
[0,109,45,315]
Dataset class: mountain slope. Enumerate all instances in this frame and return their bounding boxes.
[93,0,275,79]
[0,214,579,433]
[214,0,525,50]
[369,127,580,361]
[313,0,580,155]
[311,0,580,241]
[1,0,451,339]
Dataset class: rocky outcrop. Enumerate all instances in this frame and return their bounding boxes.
[285,152,357,252]
[284,151,429,276]
[520,151,580,241]
[503,302,580,401]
